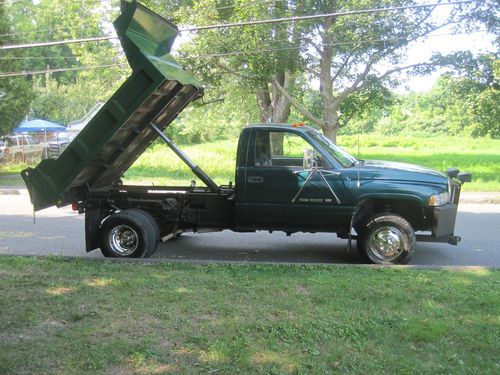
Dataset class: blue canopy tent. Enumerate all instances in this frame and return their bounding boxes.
[14,119,66,133]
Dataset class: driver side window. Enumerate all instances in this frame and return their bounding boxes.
[254,131,313,167]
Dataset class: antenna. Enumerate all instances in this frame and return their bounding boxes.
[357,123,360,158]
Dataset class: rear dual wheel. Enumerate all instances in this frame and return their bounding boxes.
[357,214,415,265]
[100,209,159,258]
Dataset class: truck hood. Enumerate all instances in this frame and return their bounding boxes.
[357,160,448,185]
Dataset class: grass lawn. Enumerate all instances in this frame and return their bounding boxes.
[0,256,498,374]
[0,162,28,186]
[122,135,500,192]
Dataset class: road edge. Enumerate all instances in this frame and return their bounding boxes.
[0,253,498,271]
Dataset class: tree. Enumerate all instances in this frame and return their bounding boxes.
[188,0,305,124]
[3,0,125,126]
[142,0,306,125]
[443,53,499,137]
[271,0,495,142]
[0,3,32,135]
[154,0,495,142]
[364,53,499,138]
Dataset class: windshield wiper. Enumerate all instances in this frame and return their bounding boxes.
[346,160,357,168]
[346,159,365,168]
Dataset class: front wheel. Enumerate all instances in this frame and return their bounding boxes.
[100,209,159,258]
[357,214,415,265]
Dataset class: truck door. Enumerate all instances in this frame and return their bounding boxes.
[241,129,352,231]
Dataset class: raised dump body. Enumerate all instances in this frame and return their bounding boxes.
[22,0,203,211]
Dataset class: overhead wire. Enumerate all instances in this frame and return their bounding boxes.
[0,29,490,62]
[177,30,493,60]
[0,0,277,39]
[0,26,90,39]
[0,1,477,50]
[180,0,476,32]
[0,63,127,77]
[0,30,491,77]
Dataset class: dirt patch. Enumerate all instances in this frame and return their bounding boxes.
[0,320,67,344]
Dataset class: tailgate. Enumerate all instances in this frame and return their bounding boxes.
[22,0,203,211]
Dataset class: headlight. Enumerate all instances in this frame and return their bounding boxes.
[428,192,449,206]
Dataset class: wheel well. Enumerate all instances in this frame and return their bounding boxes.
[354,199,424,230]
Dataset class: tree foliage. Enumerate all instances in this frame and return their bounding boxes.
[440,54,499,137]
[0,0,497,142]
[279,0,496,142]
[142,0,307,123]
[1,0,126,131]
[0,3,33,135]
[351,54,499,138]
[144,0,496,142]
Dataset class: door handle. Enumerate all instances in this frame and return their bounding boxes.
[247,176,264,183]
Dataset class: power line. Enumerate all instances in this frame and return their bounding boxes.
[0,30,489,64]
[0,0,117,4]
[180,0,476,32]
[191,0,276,13]
[0,55,82,60]
[0,26,73,39]
[0,63,127,77]
[0,1,477,50]
[0,0,275,39]
[0,0,28,4]
[178,30,493,60]
[0,30,489,77]
[0,36,115,50]
[0,55,80,60]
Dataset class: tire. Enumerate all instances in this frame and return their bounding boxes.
[125,208,160,248]
[100,209,159,258]
[357,214,415,265]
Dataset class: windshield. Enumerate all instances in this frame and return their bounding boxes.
[306,128,357,168]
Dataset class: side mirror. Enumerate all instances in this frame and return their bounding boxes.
[447,168,459,178]
[458,172,472,183]
[303,149,314,169]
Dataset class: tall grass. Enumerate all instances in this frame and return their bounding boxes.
[124,139,238,186]
[2,135,498,191]
[124,135,500,192]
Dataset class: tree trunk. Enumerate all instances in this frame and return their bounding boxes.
[322,123,339,143]
[255,70,294,154]
[318,10,341,144]
[256,70,294,124]
[257,86,272,123]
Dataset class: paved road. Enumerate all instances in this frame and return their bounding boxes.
[1,192,499,266]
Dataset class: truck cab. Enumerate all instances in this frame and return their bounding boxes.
[235,124,355,233]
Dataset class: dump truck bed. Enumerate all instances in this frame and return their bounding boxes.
[22,0,203,211]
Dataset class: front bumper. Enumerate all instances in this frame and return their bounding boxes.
[432,203,458,238]
[415,203,461,245]
[417,180,462,245]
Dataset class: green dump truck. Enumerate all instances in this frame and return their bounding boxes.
[22,0,470,264]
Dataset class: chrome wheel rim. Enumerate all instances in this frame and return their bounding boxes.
[367,226,403,261]
[108,225,139,256]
